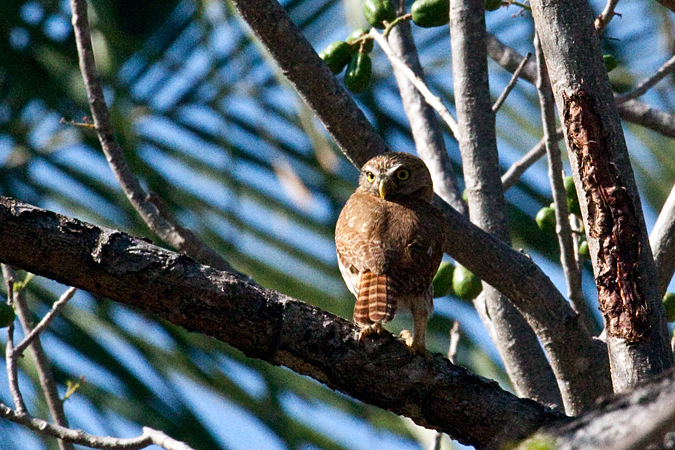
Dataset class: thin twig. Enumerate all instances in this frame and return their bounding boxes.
[3,266,27,415]
[12,281,74,450]
[68,0,237,274]
[492,52,532,113]
[13,287,77,357]
[533,36,591,333]
[615,54,675,104]
[370,29,461,138]
[501,129,563,191]
[0,402,195,450]
[486,33,675,139]
[594,0,620,33]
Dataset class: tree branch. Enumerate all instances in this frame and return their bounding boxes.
[385,17,467,215]
[533,35,590,333]
[0,196,560,450]
[450,0,563,410]
[0,402,194,450]
[69,0,236,274]
[529,0,673,391]
[650,183,675,298]
[523,369,675,450]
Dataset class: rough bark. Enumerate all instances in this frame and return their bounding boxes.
[0,196,560,450]
[529,0,673,391]
[523,368,675,450]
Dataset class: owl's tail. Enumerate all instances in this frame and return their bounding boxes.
[354,271,397,325]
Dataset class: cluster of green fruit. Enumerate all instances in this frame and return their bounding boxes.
[319,0,502,93]
[432,261,483,301]
[535,175,590,257]
[319,29,374,93]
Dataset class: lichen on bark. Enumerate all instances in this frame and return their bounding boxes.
[563,90,649,342]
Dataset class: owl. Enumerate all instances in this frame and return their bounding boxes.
[335,152,446,354]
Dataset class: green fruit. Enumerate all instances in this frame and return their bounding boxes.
[346,28,374,53]
[362,0,397,29]
[603,54,618,72]
[578,240,589,258]
[535,207,556,235]
[344,52,372,93]
[564,176,581,215]
[452,265,482,301]
[319,41,353,75]
[411,0,449,28]
[432,261,455,298]
[485,0,502,11]
[663,292,675,322]
[0,303,14,328]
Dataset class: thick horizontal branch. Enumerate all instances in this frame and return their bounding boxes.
[0,196,558,450]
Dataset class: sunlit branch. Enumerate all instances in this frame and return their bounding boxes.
[370,29,461,138]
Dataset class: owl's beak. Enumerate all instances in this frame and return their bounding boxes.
[378,180,388,199]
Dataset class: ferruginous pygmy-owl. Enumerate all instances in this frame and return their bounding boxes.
[335,152,446,353]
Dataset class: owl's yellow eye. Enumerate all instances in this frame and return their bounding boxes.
[396,169,410,181]
[366,171,376,183]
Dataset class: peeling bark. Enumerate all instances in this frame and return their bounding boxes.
[563,90,649,342]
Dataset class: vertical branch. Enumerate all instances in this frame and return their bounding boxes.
[449,0,562,408]
[386,10,467,215]
[529,0,673,391]
[651,183,675,298]
[2,266,74,450]
[533,35,592,332]
[3,267,27,415]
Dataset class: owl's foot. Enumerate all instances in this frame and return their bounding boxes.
[357,322,387,341]
[399,330,432,361]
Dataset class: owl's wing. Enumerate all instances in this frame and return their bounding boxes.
[335,192,396,325]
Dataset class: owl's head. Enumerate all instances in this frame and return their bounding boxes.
[358,152,434,202]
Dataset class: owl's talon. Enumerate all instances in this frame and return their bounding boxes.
[399,329,413,346]
[400,330,432,361]
[357,323,386,341]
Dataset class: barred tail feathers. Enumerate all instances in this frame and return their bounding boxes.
[354,271,396,325]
